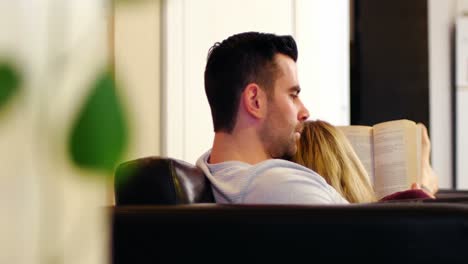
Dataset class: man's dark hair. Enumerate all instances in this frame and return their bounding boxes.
[204,31,298,133]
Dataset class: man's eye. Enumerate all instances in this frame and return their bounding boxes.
[290,94,298,99]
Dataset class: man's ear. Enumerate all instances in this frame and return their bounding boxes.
[242,83,266,119]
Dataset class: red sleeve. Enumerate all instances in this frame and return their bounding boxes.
[379,189,432,202]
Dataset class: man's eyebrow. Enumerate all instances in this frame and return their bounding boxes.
[289,85,301,94]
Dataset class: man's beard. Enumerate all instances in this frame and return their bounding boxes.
[269,138,296,160]
[274,134,298,161]
[260,122,300,160]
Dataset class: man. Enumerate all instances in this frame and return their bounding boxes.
[196,32,348,204]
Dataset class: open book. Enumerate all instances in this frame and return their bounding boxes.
[337,119,422,199]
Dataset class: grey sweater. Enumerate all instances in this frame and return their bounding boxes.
[196,150,349,205]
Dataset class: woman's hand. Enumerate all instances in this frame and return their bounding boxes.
[418,123,439,196]
[411,183,435,199]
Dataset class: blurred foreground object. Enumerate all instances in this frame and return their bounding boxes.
[0,1,130,263]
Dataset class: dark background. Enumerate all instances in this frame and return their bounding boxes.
[351,0,430,128]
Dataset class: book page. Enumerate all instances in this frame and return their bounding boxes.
[415,124,422,185]
[337,126,374,185]
[373,120,419,198]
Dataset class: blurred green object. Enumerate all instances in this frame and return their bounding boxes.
[0,62,21,111]
[69,68,129,175]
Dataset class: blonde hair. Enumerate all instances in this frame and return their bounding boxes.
[292,120,377,203]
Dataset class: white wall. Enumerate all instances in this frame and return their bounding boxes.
[456,15,468,189]
[162,0,350,163]
[428,0,457,189]
[114,0,161,160]
[295,0,350,125]
[428,0,468,189]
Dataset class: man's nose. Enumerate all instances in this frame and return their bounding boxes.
[298,102,310,122]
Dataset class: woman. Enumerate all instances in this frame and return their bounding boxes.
[292,120,438,203]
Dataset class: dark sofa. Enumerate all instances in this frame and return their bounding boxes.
[111,157,468,264]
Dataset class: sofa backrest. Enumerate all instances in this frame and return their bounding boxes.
[114,157,214,205]
[112,203,468,263]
